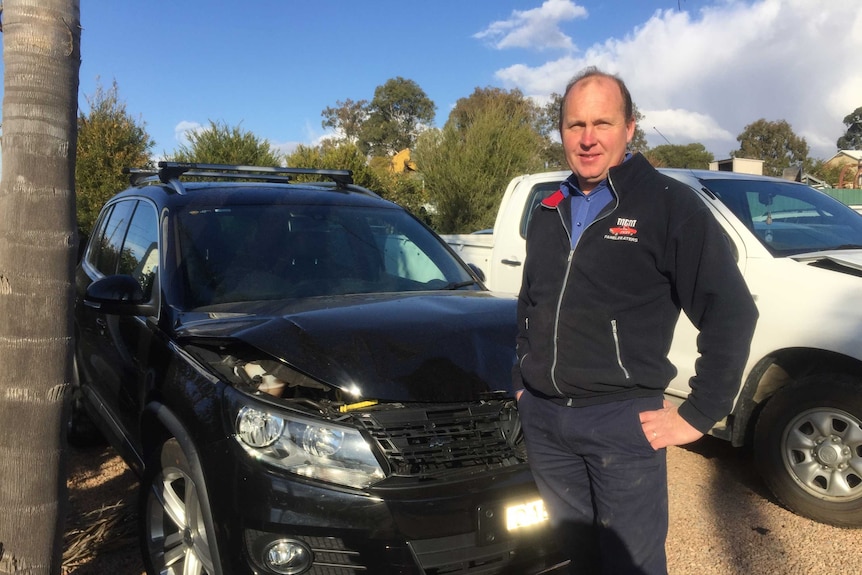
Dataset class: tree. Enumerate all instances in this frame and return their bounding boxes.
[170,120,283,166]
[629,103,649,154]
[733,118,810,177]
[808,159,846,188]
[287,140,380,188]
[647,143,713,169]
[286,141,429,217]
[414,89,545,233]
[837,106,862,151]
[358,77,436,157]
[537,93,566,169]
[0,1,81,573]
[321,98,368,144]
[76,80,154,236]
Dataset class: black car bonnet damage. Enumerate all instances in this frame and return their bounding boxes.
[177,291,518,403]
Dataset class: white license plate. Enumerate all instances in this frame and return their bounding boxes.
[505,498,549,531]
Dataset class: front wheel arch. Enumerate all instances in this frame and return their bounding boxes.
[752,374,862,527]
[139,405,224,575]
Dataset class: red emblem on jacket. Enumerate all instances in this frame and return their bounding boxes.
[608,226,637,236]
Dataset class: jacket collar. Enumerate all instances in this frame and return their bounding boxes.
[542,152,640,209]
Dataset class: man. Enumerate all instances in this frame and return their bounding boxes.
[514,67,758,574]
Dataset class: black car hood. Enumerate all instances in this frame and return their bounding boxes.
[177,291,518,402]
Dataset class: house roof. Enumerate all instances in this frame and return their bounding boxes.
[826,150,862,163]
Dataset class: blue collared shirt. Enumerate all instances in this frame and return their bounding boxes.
[562,177,613,249]
[562,154,630,248]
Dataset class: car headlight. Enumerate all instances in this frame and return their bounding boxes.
[234,404,385,489]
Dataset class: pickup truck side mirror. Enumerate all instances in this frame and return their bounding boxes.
[84,274,157,317]
[468,263,486,283]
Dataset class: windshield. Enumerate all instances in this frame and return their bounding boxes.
[176,203,475,308]
[704,178,862,257]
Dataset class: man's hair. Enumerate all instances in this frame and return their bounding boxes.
[558,66,634,132]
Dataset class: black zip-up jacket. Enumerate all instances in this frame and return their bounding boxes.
[514,154,758,433]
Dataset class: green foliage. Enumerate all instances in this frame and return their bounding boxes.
[629,103,649,154]
[286,140,379,187]
[414,89,545,233]
[647,143,714,169]
[321,98,369,144]
[286,141,429,217]
[537,93,566,170]
[837,106,862,151]
[358,77,436,157]
[733,118,810,177]
[76,80,154,235]
[808,159,846,187]
[169,120,283,166]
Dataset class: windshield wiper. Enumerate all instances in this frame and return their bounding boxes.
[441,280,478,290]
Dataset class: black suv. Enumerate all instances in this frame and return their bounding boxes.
[72,163,563,575]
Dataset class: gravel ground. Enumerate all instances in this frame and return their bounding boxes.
[62,437,861,574]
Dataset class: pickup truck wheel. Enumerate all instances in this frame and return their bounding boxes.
[140,438,219,575]
[753,375,862,527]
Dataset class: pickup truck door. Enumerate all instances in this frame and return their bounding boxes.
[664,193,750,406]
[492,179,560,294]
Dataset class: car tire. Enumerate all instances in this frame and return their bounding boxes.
[140,437,221,575]
[753,374,862,527]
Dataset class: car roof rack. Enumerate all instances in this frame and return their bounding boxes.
[124,162,354,195]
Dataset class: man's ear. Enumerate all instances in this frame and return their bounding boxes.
[626,120,636,143]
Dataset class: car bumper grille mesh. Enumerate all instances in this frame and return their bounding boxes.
[355,401,524,476]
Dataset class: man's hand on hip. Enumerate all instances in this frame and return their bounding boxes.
[639,400,704,450]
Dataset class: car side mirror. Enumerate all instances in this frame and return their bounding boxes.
[84,274,157,316]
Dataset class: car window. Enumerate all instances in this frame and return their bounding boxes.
[88,200,136,276]
[176,204,475,308]
[117,202,159,300]
[704,179,862,256]
[521,181,561,238]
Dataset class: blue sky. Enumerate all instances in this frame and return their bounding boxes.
[3,0,860,162]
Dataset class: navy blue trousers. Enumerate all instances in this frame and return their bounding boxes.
[518,391,668,575]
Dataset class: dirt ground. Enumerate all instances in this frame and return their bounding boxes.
[63,445,143,575]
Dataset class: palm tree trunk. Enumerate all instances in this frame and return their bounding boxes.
[0,1,81,573]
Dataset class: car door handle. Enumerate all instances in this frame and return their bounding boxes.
[501,258,522,267]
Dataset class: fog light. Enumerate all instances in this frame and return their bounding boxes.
[263,539,313,574]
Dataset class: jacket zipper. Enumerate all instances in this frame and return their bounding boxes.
[550,180,622,395]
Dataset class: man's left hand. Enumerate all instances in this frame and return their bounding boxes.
[639,400,704,450]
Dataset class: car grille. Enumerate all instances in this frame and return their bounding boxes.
[355,401,525,477]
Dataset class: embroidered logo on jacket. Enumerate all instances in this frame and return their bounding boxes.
[605,217,639,243]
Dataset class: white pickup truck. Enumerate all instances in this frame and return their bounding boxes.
[444,168,862,528]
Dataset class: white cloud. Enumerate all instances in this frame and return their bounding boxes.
[642,108,735,148]
[489,0,862,160]
[474,0,587,52]
[272,141,301,158]
[174,121,203,146]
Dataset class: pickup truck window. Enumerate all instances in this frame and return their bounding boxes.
[705,178,862,256]
[521,182,561,238]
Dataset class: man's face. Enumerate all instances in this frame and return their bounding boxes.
[560,76,635,193]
